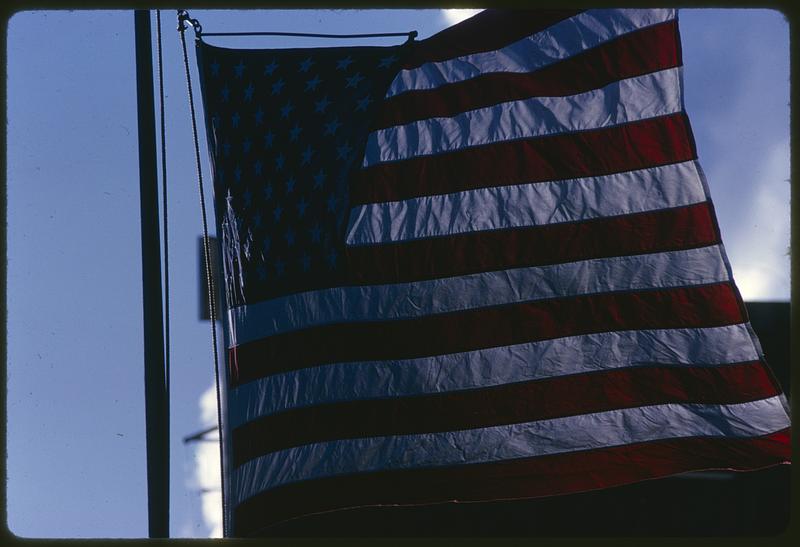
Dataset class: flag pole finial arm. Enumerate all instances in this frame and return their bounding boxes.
[177,10,202,38]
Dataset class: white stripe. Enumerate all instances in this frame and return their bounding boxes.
[227,245,729,346]
[368,68,682,167]
[347,161,705,246]
[386,9,676,98]
[228,324,760,427]
[232,396,790,505]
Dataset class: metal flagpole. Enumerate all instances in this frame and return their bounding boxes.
[134,9,170,538]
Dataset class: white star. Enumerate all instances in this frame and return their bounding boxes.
[327,192,338,211]
[345,72,365,88]
[355,95,372,112]
[289,123,302,142]
[336,56,354,70]
[309,223,322,243]
[301,146,315,165]
[314,96,332,113]
[298,57,314,73]
[378,54,397,68]
[296,197,309,217]
[263,59,279,76]
[284,227,295,246]
[234,59,246,78]
[244,82,255,101]
[280,101,294,119]
[336,141,352,160]
[271,78,285,95]
[313,169,326,188]
[324,117,341,136]
[263,130,275,148]
[305,74,322,92]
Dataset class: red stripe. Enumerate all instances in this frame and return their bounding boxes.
[354,113,696,204]
[376,20,681,129]
[402,9,582,69]
[228,282,742,388]
[233,428,791,535]
[347,202,719,285]
[232,361,779,467]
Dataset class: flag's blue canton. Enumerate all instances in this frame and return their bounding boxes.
[198,43,404,307]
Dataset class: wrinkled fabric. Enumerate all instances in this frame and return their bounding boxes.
[368,68,681,166]
[232,396,788,506]
[387,9,676,97]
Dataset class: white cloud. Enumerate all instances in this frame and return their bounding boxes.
[199,383,218,425]
[191,384,223,538]
[680,10,789,302]
[440,9,483,26]
[724,140,791,301]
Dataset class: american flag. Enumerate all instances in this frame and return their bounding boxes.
[196,9,791,536]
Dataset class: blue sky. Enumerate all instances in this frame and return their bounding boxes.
[5,8,790,538]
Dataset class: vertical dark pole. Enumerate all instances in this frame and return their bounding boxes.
[135,9,169,538]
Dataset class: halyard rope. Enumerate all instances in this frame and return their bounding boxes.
[178,10,229,537]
